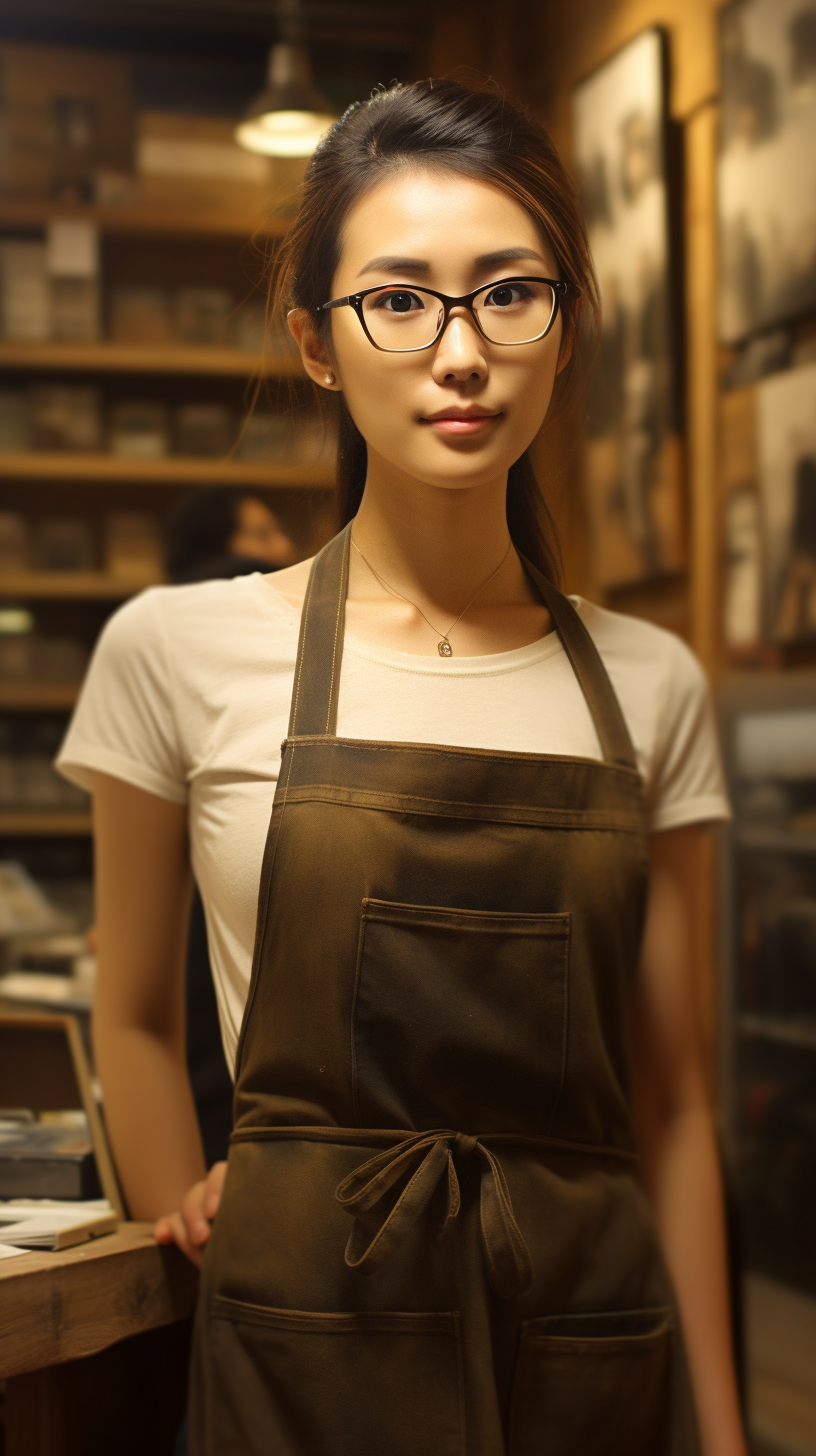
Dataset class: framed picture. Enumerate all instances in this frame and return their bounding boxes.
[757,361,816,641]
[719,0,816,344]
[572,29,684,590]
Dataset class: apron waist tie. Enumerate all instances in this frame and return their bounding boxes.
[334,1129,534,1300]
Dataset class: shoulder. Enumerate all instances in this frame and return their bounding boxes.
[572,596,702,685]
[97,573,291,662]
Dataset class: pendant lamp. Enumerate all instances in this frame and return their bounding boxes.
[235,0,335,158]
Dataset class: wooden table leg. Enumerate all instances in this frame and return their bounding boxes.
[5,1319,192,1456]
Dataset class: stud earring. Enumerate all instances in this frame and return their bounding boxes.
[324,371,335,386]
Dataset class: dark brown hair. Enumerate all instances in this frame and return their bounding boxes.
[270,78,599,583]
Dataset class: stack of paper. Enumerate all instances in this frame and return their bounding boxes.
[0,1198,116,1254]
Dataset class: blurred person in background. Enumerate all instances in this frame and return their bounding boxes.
[167,487,295,1169]
[166,486,297,584]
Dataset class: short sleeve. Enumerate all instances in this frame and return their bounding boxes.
[646,637,731,833]
[56,589,187,804]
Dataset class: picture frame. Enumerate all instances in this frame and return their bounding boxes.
[757,361,816,641]
[718,0,816,345]
[572,28,685,590]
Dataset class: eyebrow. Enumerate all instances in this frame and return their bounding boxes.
[356,246,547,279]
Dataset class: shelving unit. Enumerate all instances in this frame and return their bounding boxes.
[0,812,92,837]
[0,452,333,489]
[0,181,330,867]
[0,573,159,601]
[0,341,303,378]
[0,197,290,239]
[0,684,80,710]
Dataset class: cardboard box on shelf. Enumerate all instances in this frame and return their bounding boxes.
[105,513,163,581]
[0,395,30,453]
[135,110,273,215]
[109,401,168,459]
[0,241,49,341]
[235,412,291,463]
[108,287,173,346]
[0,513,28,571]
[29,386,102,452]
[33,518,95,572]
[46,221,101,341]
[173,288,233,347]
[0,43,134,201]
[174,402,234,457]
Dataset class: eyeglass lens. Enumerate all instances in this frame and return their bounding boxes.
[360,280,557,351]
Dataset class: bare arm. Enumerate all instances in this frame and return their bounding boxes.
[630,826,746,1456]
[92,772,205,1222]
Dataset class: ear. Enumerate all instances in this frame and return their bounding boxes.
[555,294,580,376]
[287,308,341,391]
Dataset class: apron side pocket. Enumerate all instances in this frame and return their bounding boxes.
[207,1294,465,1456]
[508,1306,673,1456]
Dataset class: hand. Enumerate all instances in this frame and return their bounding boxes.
[154,1160,227,1268]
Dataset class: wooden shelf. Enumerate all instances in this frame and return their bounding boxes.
[739,1013,816,1052]
[0,197,289,239]
[0,572,160,601]
[0,684,80,710]
[0,452,334,489]
[738,827,816,856]
[0,812,91,836]
[0,340,303,378]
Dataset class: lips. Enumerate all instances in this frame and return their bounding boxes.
[422,406,500,422]
[420,405,501,436]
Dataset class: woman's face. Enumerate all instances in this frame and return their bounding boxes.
[295,169,570,493]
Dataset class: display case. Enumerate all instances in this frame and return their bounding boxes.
[718,674,816,1456]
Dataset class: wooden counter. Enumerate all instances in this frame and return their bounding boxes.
[0,1223,199,1456]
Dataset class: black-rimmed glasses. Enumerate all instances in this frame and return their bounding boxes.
[319,276,569,352]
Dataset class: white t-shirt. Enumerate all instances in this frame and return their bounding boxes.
[57,573,730,1073]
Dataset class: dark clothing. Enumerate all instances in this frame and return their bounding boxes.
[185,887,233,1168]
[189,525,699,1454]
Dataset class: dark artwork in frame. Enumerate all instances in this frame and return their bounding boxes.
[572,29,685,591]
[758,362,816,642]
[718,0,816,345]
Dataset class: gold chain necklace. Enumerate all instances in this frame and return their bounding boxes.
[350,535,513,657]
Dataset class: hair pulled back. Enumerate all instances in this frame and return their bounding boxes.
[271,78,599,584]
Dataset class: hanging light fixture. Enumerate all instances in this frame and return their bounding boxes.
[235,0,335,158]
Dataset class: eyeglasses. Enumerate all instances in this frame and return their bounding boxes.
[318,276,569,353]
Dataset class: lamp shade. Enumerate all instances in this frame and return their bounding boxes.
[235,42,335,158]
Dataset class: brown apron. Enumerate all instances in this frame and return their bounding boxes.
[188,523,700,1456]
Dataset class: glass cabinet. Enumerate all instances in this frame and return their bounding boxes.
[718,675,816,1456]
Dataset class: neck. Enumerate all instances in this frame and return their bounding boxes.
[351,447,522,613]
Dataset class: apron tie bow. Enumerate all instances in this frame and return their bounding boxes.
[334,1130,533,1299]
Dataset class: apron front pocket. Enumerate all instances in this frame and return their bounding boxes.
[208,1295,464,1456]
[508,1306,673,1456]
[352,898,570,1132]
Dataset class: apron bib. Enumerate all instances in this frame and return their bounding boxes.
[188,524,700,1456]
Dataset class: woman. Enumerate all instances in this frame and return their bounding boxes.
[58,81,745,1455]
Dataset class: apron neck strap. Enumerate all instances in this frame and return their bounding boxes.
[289,525,638,772]
[518,554,638,771]
[288,522,351,737]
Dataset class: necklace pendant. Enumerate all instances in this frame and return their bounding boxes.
[438,639,453,658]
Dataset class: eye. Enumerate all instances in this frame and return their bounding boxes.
[484,282,532,308]
[372,289,425,313]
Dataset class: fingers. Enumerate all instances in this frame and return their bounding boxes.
[153,1161,229,1269]
[154,1209,205,1269]
[181,1177,213,1248]
[203,1160,228,1221]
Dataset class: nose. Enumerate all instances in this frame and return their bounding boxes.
[430,307,488,385]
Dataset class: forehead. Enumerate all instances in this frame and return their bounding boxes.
[338,168,550,273]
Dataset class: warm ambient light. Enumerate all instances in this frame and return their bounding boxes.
[235,42,335,158]
[235,108,334,158]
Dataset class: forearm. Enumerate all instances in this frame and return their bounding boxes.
[648,1102,745,1456]
[95,1015,205,1220]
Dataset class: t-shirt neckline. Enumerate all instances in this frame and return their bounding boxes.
[256,573,574,677]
